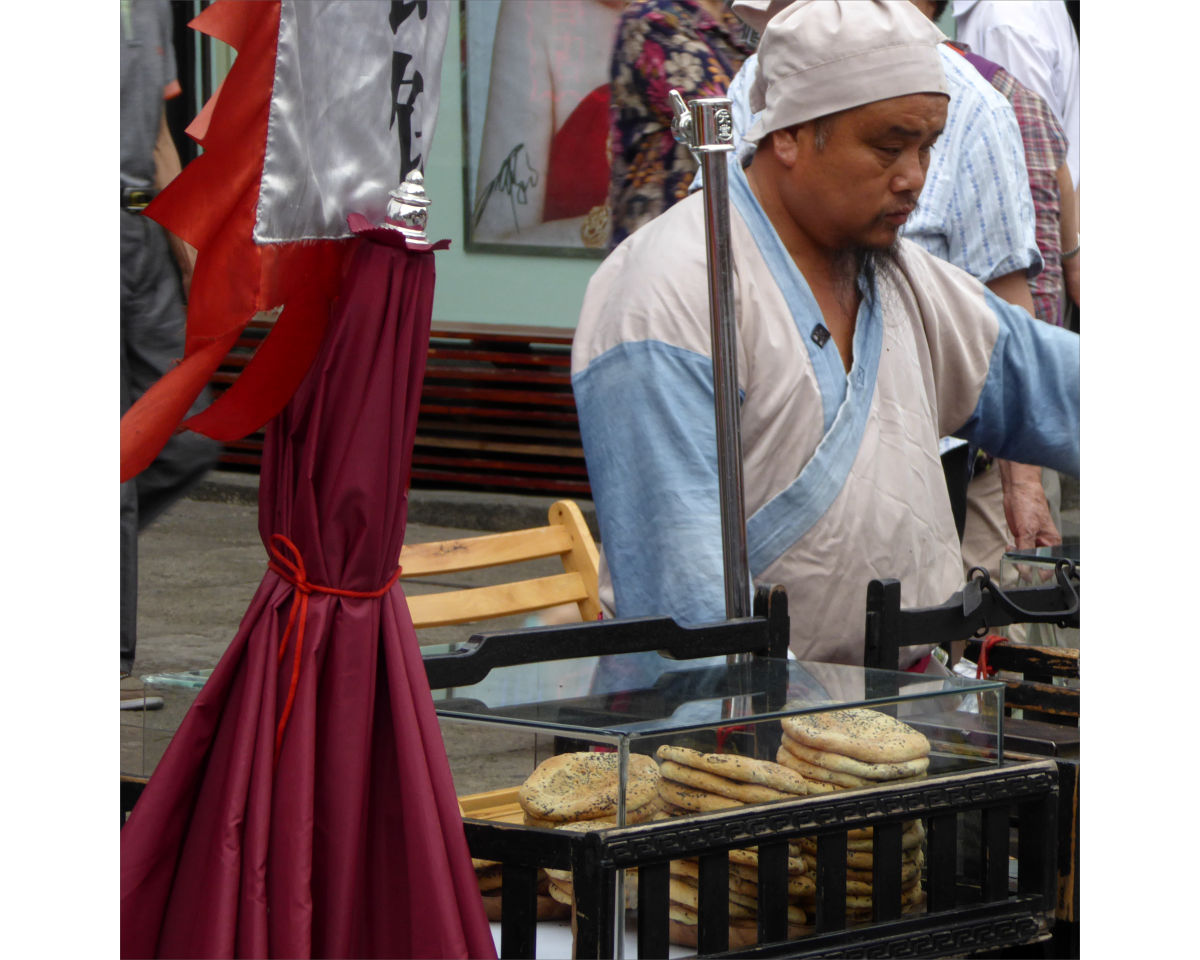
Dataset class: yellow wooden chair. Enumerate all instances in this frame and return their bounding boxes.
[399,500,601,629]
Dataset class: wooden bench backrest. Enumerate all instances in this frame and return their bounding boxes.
[961,638,1079,724]
[209,320,591,498]
[399,499,601,628]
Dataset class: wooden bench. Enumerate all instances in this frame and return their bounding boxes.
[400,499,601,628]
[208,320,590,498]
[413,322,588,496]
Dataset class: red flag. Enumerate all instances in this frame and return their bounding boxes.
[121,1,450,481]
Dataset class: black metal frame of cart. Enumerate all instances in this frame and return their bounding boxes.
[425,585,1059,958]
[862,569,1080,960]
[460,760,1058,959]
[862,563,1079,676]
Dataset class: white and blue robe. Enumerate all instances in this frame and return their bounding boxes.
[571,161,1078,668]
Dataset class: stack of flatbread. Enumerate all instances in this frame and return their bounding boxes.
[518,751,662,828]
[775,708,932,921]
[655,744,811,815]
[794,824,927,923]
[472,858,570,922]
[655,745,815,947]
[666,844,815,949]
[541,819,645,911]
[518,751,663,909]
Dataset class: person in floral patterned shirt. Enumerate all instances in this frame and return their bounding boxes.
[608,0,755,249]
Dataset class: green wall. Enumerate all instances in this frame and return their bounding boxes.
[423,7,601,330]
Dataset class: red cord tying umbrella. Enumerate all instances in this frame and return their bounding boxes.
[121,216,495,959]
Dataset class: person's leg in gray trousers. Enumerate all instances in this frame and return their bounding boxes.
[120,210,219,678]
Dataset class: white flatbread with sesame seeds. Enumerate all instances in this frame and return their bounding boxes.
[775,745,875,788]
[798,821,924,855]
[546,872,640,908]
[781,709,930,763]
[658,777,745,812]
[658,760,795,804]
[800,880,923,910]
[774,749,850,793]
[669,860,760,900]
[726,846,807,874]
[669,878,756,919]
[801,845,925,872]
[522,793,662,829]
[476,870,504,892]
[728,861,818,897]
[655,745,811,795]
[780,735,931,780]
[518,751,659,821]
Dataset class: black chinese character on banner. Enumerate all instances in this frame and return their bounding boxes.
[389,1,428,178]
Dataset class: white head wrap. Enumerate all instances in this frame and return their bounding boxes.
[735,0,949,143]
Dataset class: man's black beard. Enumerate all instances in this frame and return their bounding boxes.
[831,243,898,312]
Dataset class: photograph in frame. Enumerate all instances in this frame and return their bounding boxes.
[461,0,623,257]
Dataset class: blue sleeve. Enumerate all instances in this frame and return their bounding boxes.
[572,340,728,625]
[953,288,1080,476]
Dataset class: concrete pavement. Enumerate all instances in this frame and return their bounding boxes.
[122,470,1078,793]
[122,475,594,793]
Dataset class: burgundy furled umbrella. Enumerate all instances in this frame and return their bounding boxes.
[120,218,496,959]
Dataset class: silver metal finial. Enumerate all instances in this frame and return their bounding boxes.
[385,169,431,241]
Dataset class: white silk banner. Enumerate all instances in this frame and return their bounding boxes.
[255,0,450,243]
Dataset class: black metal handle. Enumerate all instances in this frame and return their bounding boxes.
[968,559,1079,627]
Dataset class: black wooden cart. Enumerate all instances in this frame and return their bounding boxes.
[425,586,1063,959]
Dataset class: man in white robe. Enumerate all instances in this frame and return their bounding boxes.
[570,0,1079,668]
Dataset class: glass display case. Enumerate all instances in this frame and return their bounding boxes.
[434,647,1046,959]
[438,653,1005,812]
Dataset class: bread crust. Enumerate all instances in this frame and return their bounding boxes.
[518,752,659,821]
[781,709,930,763]
[659,759,794,804]
[780,734,930,780]
[656,745,810,795]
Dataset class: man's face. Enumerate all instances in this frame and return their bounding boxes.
[777,93,948,254]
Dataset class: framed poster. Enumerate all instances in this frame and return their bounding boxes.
[461,0,623,257]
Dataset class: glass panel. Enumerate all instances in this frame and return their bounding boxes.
[437,655,1003,739]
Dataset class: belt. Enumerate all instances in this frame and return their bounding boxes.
[121,185,157,210]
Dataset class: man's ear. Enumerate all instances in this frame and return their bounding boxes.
[768,127,800,168]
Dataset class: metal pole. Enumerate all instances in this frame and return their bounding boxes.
[671,92,752,626]
[671,92,754,731]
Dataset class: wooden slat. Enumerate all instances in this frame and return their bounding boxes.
[418,420,581,442]
[1001,679,1079,718]
[962,640,1079,679]
[210,318,591,497]
[413,435,585,459]
[400,525,570,576]
[406,572,588,628]
[418,385,577,406]
[408,468,592,495]
[422,369,571,388]
[551,500,601,622]
[428,321,574,345]
[459,787,524,824]
[426,345,571,367]
[417,402,579,424]
[411,452,589,479]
